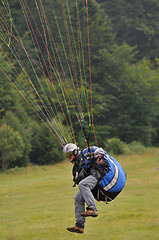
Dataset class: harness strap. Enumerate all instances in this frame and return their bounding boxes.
[82,146,95,159]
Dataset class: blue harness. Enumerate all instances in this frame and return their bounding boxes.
[81,146,126,193]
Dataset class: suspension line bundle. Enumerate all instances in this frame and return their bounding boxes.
[0,0,98,148]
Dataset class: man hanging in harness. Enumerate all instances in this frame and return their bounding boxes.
[63,143,126,234]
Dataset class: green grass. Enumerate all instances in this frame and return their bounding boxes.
[0,148,159,240]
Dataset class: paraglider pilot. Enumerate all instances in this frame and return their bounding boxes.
[63,143,126,234]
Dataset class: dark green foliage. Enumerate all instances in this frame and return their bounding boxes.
[114,59,159,146]
[0,111,32,169]
[0,60,22,118]
[29,123,63,165]
[0,123,24,171]
[98,0,159,60]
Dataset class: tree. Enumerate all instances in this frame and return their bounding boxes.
[98,0,159,60]
[29,122,63,165]
[0,49,28,120]
[92,43,137,142]
[114,59,159,145]
[0,124,24,171]
[1,111,33,167]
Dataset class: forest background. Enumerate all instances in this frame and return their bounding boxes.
[1,0,159,171]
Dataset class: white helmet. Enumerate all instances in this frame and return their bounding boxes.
[63,143,79,158]
[94,147,105,159]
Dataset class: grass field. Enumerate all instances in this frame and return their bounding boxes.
[0,148,159,240]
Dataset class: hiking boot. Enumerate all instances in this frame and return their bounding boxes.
[67,226,84,234]
[80,209,98,217]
